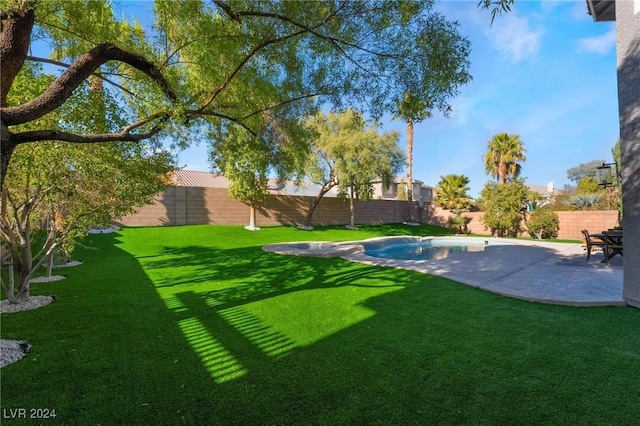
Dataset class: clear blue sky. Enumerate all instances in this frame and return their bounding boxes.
[162,1,620,198]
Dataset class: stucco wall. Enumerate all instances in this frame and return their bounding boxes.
[616,0,640,307]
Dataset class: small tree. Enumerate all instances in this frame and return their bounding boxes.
[527,208,559,240]
[301,110,404,228]
[435,174,473,211]
[1,60,174,303]
[479,178,532,237]
[1,141,173,303]
[210,111,310,230]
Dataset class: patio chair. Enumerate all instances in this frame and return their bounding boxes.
[603,232,623,265]
[581,229,606,262]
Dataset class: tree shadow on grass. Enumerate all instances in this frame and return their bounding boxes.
[4,230,639,425]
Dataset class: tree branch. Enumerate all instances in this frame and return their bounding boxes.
[185,109,257,137]
[26,55,136,98]
[241,93,325,120]
[213,0,242,23]
[196,30,306,112]
[11,127,162,145]
[1,43,176,126]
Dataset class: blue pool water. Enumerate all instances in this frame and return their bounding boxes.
[363,238,501,261]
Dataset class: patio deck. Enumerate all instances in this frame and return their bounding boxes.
[341,240,624,306]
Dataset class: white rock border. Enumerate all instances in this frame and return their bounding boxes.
[0,296,56,367]
[0,295,55,313]
[87,225,121,234]
[0,339,31,368]
[53,260,83,268]
[29,275,66,284]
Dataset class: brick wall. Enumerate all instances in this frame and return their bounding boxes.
[118,187,618,239]
[419,205,618,240]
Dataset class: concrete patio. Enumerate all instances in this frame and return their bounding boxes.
[341,240,624,306]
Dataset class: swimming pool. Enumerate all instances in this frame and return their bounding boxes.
[262,236,512,261]
[362,237,507,261]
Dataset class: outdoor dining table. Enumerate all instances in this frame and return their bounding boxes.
[590,230,623,263]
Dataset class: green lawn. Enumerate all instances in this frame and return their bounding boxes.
[2,224,639,425]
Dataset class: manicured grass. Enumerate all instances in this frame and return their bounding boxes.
[2,224,639,425]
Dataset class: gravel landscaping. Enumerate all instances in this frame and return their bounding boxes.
[1,296,56,368]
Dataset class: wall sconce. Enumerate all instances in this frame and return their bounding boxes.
[596,162,620,188]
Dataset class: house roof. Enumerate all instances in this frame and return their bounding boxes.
[586,0,615,21]
[171,170,231,188]
[171,170,340,197]
[527,183,555,199]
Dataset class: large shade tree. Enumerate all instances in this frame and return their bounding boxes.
[1,0,474,192]
[483,132,526,184]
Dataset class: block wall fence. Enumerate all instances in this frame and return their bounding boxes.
[117,186,619,240]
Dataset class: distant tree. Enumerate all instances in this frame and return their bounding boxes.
[392,10,472,220]
[612,139,621,173]
[435,174,473,211]
[483,133,526,184]
[301,110,404,229]
[210,111,309,230]
[396,95,432,212]
[567,160,607,183]
[479,178,531,237]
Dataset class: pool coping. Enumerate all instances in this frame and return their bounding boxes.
[263,236,625,307]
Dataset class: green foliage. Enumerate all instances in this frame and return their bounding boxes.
[396,180,408,201]
[483,133,526,184]
[209,111,310,205]
[575,176,601,194]
[2,0,476,189]
[446,213,471,234]
[526,208,559,240]
[568,193,604,211]
[302,110,404,225]
[435,174,473,211]
[1,62,175,301]
[567,159,607,183]
[477,0,514,23]
[479,178,531,237]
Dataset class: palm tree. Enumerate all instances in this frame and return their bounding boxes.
[483,132,526,184]
[435,174,473,211]
[397,94,432,220]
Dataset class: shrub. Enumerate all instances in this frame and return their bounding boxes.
[446,213,470,234]
[527,208,559,240]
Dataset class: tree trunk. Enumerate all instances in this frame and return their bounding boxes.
[406,120,415,221]
[1,130,17,191]
[303,184,334,228]
[349,186,356,228]
[14,232,33,302]
[45,249,54,278]
[0,4,36,106]
[406,120,414,201]
[245,204,259,230]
